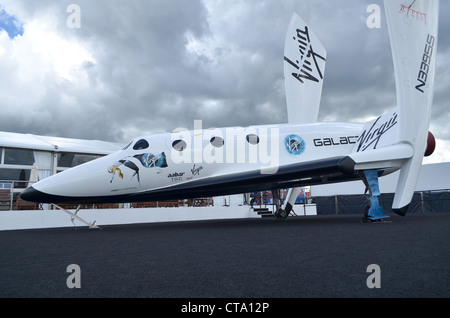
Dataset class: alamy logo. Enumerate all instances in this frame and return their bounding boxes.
[366,264,381,289]
[366,4,381,29]
[284,25,326,84]
[66,4,81,29]
[66,264,81,288]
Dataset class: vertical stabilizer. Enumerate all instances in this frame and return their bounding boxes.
[384,0,439,214]
[284,13,326,123]
[281,14,327,218]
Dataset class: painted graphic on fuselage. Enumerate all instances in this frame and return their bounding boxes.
[108,152,168,184]
[284,134,306,156]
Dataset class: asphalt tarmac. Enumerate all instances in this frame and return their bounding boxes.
[1,213,449,300]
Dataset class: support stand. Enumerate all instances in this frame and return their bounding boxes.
[275,187,302,219]
[361,170,391,223]
[51,203,101,229]
[272,189,287,219]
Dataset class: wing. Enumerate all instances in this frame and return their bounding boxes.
[129,157,358,202]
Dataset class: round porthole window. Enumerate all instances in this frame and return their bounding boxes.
[133,139,149,150]
[246,134,260,145]
[210,136,224,148]
[172,140,187,151]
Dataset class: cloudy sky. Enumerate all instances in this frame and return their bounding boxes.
[0,0,449,163]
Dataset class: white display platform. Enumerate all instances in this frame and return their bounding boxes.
[0,206,259,231]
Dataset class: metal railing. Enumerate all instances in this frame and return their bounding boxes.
[0,181,14,211]
[312,190,450,215]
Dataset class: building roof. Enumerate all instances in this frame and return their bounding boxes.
[0,131,123,155]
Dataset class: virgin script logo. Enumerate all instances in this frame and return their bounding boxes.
[284,25,326,84]
[356,112,398,152]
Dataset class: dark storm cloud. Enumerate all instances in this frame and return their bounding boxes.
[0,0,449,162]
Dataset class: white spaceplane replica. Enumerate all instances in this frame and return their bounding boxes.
[21,0,439,222]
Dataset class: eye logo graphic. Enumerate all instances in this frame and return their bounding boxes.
[284,135,306,156]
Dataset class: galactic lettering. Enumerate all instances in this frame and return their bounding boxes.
[314,136,358,147]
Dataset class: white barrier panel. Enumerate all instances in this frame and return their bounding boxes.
[296,204,317,216]
[0,206,258,231]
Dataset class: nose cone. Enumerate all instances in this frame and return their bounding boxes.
[20,186,61,203]
[18,151,139,204]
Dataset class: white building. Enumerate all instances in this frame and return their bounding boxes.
[0,131,122,209]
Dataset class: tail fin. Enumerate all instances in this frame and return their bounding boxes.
[385,0,439,214]
[347,0,439,216]
[280,14,327,218]
[284,13,326,123]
